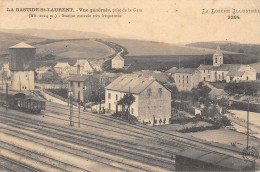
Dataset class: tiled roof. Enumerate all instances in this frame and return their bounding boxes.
[174,68,199,74]
[166,67,177,73]
[105,74,156,94]
[54,62,70,68]
[197,65,213,70]
[134,70,172,84]
[67,74,90,82]
[9,42,35,49]
[227,70,245,77]
[211,64,241,71]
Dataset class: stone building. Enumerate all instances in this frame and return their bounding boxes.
[198,46,256,83]
[173,68,201,91]
[111,55,124,69]
[105,74,171,125]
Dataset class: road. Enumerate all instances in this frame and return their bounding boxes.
[0,102,256,171]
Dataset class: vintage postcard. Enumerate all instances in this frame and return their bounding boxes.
[0,0,259,171]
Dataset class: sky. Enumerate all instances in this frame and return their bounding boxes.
[0,0,260,44]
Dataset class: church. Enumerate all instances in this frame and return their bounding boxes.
[197,46,256,83]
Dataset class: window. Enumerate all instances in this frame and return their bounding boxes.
[187,76,189,83]
[215,57,217,63]
[108,93,111,99]
[158,88,162,96]
[183,80,184,83]
[247,76,249,80]
[78,91,80,101]
[70,81,73,87]
[204,77,206,81]
[204,70,205,73]
[179,80,180,83]
[109,103,111,110]
[78,82,80,87]
[116,94,118,100]
[147,88,152,96]
[219,74,221,79]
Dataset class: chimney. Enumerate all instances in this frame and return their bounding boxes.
[77,64,80,74]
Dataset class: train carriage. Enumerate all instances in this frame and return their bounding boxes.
[0,90,45,114]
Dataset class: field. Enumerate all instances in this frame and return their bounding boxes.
[104,38,239,56]
[35,39,114,59]
[124,54,247,72]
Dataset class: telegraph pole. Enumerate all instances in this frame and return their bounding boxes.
[6,83,8,111]
[78,101,80,128]
[69,94,73,126]
[247,98,250,149]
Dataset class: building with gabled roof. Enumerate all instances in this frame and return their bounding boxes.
[72,59,94,74]
[105,74,171,125]
[197,46,256,83]
[111,55,124,69]
[173,68,201,91]
[54,62,70,74]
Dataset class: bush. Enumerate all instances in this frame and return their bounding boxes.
[224,82,260,96]
[178,125,221,133]
[111,112,138,124]
[46,88,68,99]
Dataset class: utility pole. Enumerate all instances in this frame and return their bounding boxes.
[247,97,250,149]
[78,101,80,128]
[6,83,8,111]
[178,56,180,68]
[69,94,73,126]
[204,49,206,65]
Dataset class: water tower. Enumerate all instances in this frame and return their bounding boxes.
[9,42,36,90]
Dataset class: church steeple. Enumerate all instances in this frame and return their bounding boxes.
[213,45,223,66]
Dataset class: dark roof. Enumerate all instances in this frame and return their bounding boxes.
[211,64,241,71]
[177,149,253,171]
[197,65,213,70]
[106,74,156,94]
[174,68,199,74]
[67,74,90,82]
[166,67,177,73]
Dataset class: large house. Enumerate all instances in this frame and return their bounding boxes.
[197,46,256,83]
[173,68,201,91]
[105,74,171,125]
[111,55,124,69]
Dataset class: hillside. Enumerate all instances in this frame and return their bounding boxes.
[187,42,260,59]
[0,29,111,40]
[103,38,239,56]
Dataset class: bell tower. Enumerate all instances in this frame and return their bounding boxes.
[213,45,223,67]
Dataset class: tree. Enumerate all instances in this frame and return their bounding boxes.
[117,93,135,120]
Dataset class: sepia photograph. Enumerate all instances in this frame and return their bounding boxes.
[0,0,260,171]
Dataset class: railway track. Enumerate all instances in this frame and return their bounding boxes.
[45,103,244,156]
[0,155,40,172]
[0,111,176,171]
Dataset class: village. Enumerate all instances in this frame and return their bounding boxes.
[0,40,259,171]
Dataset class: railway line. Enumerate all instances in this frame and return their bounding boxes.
[0,101,253,171]
[45,103,244,156]
[0,155,40,172]
[0,110,175,171]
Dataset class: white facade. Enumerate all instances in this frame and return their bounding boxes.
[105,79,171,125]
[11,71,34,90]
[198,46,256,83]
[112,55,124,69]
